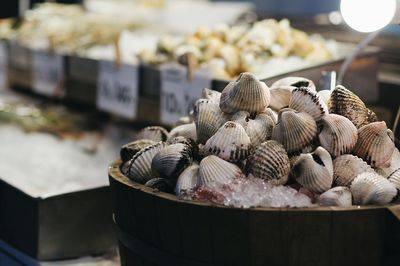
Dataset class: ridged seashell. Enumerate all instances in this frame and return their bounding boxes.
[366,108,379,123]
[219,72,271,114]
[134,126,169,141]
[201,88,221,103]
[318,186,352,207]
[375,148,400,177]
[272,109,317,154]
[194,99,228,144]
[353,122,395,167]
[269,87,292,111]
[388,168,400,190]
[151,143,192,180]
[167,136,199,158]
[246,140,290,185]
[128,142,167,184]
[292,147,333,193]
[145,178,175,193]
[121,159,132,176]
[198,155,243,186]
[175,163,199,195]
[333,154,374,187]
[318,114,358,157]
[120,139,155,163]
[328,85,369,128]
[270,77,316,91]
[203,121,251,162]
[317,90,331,106]
[262,107,278,124]
[351,172,397,205]
[231,111,274,146]
[168,122,197,142]
[289,87,328,122]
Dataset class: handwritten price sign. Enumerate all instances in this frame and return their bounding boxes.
[160,65,211,126]
[32,50,65,97]
[96,60,139,119]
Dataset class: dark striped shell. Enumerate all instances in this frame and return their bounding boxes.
[134,126,169,141]
[120,139,156,163]
[246,140,290,185]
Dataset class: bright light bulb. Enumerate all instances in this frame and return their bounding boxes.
[340,0,397,32]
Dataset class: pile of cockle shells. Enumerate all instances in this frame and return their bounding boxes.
[138,19,334,79]
[119,72,400,207]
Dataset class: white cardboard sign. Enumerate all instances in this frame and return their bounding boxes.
[96,60,139,119]
[160,65,211,125]
[32,50,65,97]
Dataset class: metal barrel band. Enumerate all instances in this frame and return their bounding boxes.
[114,221,215,266]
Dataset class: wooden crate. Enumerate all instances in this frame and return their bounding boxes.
[109,160,400,266]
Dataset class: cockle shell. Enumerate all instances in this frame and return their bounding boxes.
[351,172,397,205]
[289,87,328,122]
[145,178,175,193]
[270,77,316,91]
[198,155,243,186]
[388,168,400,190]
[333,154,374,187]
[375,148,400,177]
[231,111,274,146]
[128,142,167,184]
[175,163,199,195]
[272,108,317,154]
[366,108,379,123]
[317,90,331,106]
[269,87,292,111]
[168,122,197,142]
[219,72,271,114]
[194,99,228,144]
[262,107,278,124]
[328,85,369,128]
[121,159,132,176]
[318,114,358,157]
[291,146,333,193]
[318,186,352,207]
[246,140,290,185]
[201,88,221,103]
[120,139,155,163]
[203,121,252,162]
[134,126,169,142]
[353,122,395,167]
[151,143,192,180]
[175,116,193,126]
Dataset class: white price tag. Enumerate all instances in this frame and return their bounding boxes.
[160,65,211,125]
[32,50,65,97]
[96,60,139,119]
[0,42,7,89]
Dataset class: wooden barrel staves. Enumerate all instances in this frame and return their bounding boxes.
[108,160,400,266]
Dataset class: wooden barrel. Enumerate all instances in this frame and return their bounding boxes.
[108,160,400,266]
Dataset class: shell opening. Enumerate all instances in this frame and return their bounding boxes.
[312,154,325,167]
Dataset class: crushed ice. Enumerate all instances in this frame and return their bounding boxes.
[182,176,315,208]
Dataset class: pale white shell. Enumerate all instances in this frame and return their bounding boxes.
[289,87,328,122]
[232,111,274,146]
[201,88,221,103]
[175,163,199,195]
[388,168,400,190]
[272,109,317,154]
[219,72,271,114]
[168,123,197,142]
[194,99,228,144]
[375,148,400,177]
[270,77,316,91]
[203,121,251,162]
[128,142,167,184]
[318,186,352,207]
[351,172,397,205]
[318,114,358,157]
[353,121,395,167]
[317,90,331,106]
[333,154,374,187]
[198,155,243,186]
[292,146,333,193]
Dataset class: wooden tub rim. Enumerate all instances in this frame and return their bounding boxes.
[109,160,400,214]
